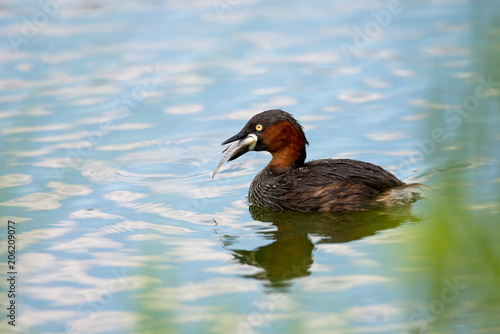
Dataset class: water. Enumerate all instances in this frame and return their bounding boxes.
[1,0,500,333]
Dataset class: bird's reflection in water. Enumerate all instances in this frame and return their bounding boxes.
[229,205,420,289]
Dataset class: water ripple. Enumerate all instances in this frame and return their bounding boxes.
[80,158,206,184]
[0,173,33,188]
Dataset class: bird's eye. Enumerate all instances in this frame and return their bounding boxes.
[255,124,263,131]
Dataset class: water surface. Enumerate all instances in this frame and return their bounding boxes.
[1,0,499,333]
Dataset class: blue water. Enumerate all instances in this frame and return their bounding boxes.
[1,0,499,333]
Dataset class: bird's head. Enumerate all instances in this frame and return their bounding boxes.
[213,109,309,178]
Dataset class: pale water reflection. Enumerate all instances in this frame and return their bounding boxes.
[1,0,499,333]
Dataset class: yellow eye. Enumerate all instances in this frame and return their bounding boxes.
[255,124,263,131]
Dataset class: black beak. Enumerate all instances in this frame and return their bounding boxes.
[212,132,258,178]
[221,131,247,145]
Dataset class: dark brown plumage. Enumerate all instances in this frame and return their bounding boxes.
[249,158,408,211]
[213,109,421,212]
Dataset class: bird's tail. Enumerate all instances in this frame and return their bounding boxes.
[376,183,428,207]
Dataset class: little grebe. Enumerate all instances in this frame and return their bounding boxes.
[213,109,420,212]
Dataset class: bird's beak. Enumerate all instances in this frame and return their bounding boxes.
[212,132,257,178]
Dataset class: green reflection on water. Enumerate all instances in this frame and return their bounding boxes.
[403,6,500,333]
[232,205,418,289]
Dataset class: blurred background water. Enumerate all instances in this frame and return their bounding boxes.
[0,0,499,333]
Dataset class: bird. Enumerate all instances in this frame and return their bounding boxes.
[212,109,421,212]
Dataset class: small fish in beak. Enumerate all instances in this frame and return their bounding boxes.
[212,133,257,178]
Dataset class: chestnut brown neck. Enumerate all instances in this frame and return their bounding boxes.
[262,121,307,171]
